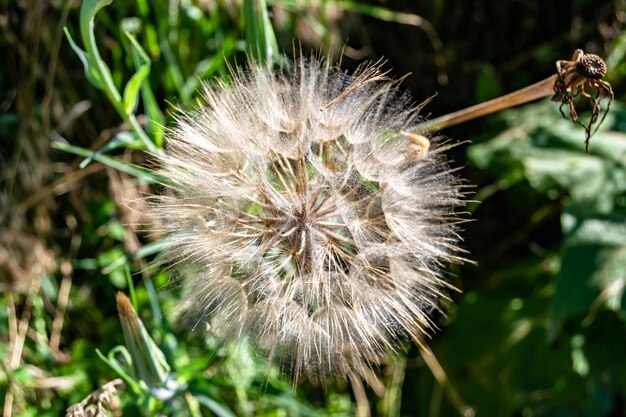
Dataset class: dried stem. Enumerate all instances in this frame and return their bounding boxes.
[4,280,42,417]
[49,273,72,352]
[422,75,557,131]
[349,372,372,417]
[417,341,474,417]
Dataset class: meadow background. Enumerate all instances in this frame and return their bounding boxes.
[2,0,626,416]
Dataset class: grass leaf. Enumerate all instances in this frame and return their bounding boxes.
[53,141,168,184]
[243,0,278,64]
[194,395,238,417]
[63,27,103,89]
[123,61,151,115]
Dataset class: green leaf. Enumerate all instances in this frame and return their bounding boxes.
[243,0,278,64]
[63,27,103,89]
[469,101,626,342]
[78,0,122,104]
[65,0,158,153]
[562,207,626,247]
[140,82,164,148]
[194,395,237,417]
[125,32,164,147]
[79,0,114,56]
[123,32,152,115]
[79,0,112,24]
[469,102,626,211]
[96,348,144,395]
[123,65,150,115]
[549,205,626,336]
[522,127,626,210]
[125,264,138,313]
[79,132,143,169]
[102,240,172,274]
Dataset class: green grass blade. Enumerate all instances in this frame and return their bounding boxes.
[78,0,122,105]
[66,0,159,153]
[123,56,150,115]
[95,348,144,395]
[194,395,237,417]
[243,0,278,64]
[102,240,172,274]
[78,132,143,169]
[126,32,165,147]
[53,142,168,184]
[64,27,103,89]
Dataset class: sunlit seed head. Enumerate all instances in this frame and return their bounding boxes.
[148,57,467,382]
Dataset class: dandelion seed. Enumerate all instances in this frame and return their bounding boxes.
[148,57,467,382]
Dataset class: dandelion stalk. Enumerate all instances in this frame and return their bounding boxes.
[422,75,557,131]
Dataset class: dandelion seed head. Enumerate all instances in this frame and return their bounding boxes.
[150,57,466,381]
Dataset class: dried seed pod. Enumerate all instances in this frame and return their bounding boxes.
[575,53,607,80]
[554,49,614,152]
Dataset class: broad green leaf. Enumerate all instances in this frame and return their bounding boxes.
[562,207,626,247]
[469,101,626,343]
[550,205,626,334]
[522,125,626,210]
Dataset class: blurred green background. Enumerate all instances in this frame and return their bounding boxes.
[2,0,626,416]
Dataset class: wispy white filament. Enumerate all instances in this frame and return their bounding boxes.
[149,58,466,381]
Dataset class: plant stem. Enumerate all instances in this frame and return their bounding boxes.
[422,74,557,132]
[78,0,159,154]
